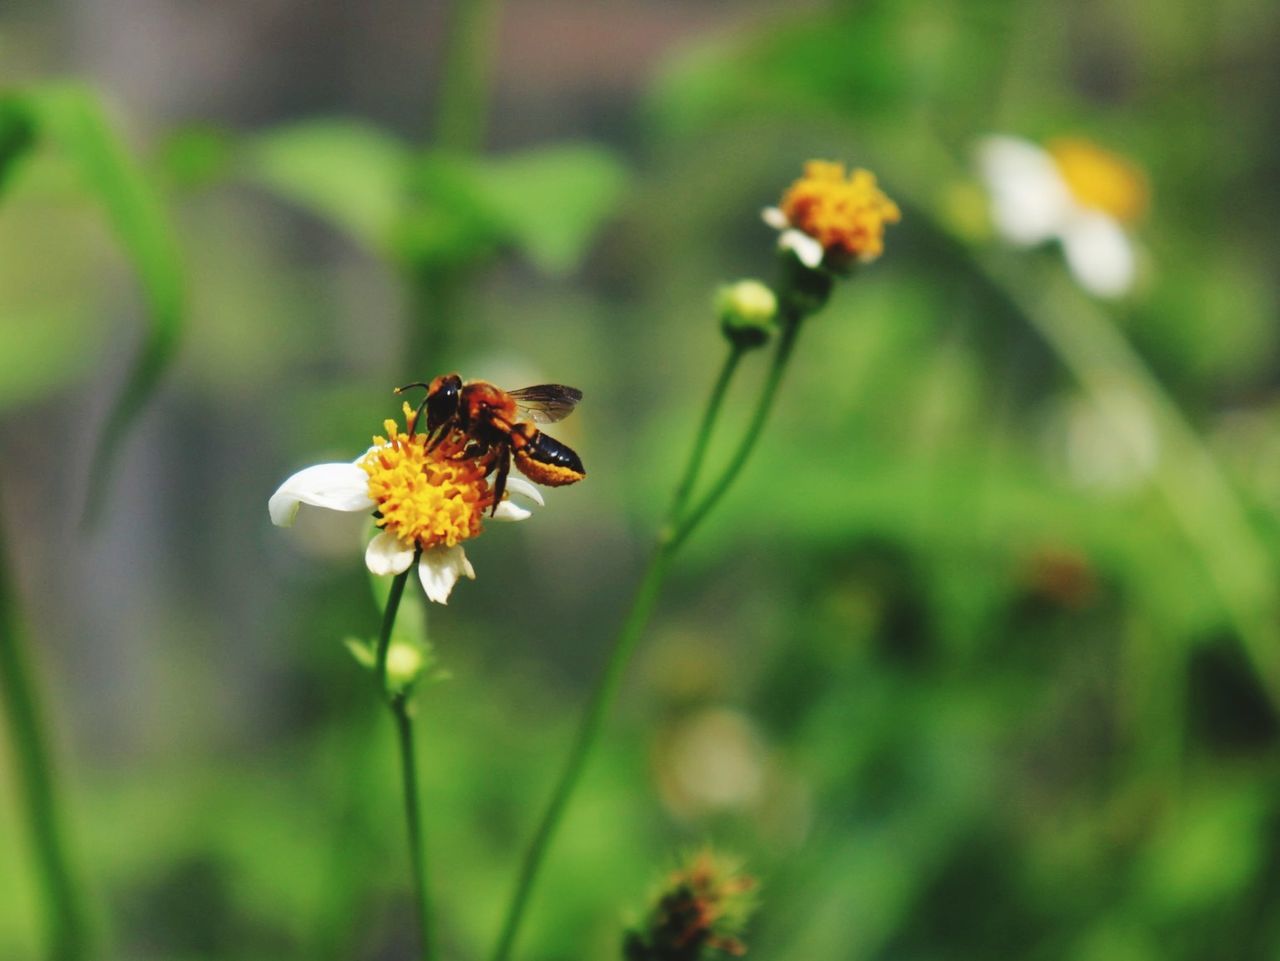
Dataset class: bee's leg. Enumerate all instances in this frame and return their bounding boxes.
[426,421,453,452]
[491,449,511,516]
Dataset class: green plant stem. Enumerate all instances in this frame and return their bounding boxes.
[489,551,672,961]
[433,0,505,152]
[0,525,89,961]
[393,696,432,961]
[371,567,433,960]
[490,315,807,961]
[664,343,745,529]
[375,566,413,697]
[666,316,801,552]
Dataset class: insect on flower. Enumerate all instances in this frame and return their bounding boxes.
[397,374,586,513]
[269,397,552,604]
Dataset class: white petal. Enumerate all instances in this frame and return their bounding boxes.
[779,229,825,269]
[417,544,475,605]
[491,475,544,522]
[491,500,532,522]
[364,531,416,575]
[268,463,373,527]
[1059,212,1135,298]
[504,475,544,507]
[976,135,1073,247]
[761,206,790,230]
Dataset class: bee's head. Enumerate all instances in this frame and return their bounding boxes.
[426,373,463,433]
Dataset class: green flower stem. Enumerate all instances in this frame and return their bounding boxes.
[375,563,414,697]
[491,308,809,961]
[393,697,432,961]
[433,0,505,152]
[664,342,746,529]
[0,525,89,961]
[666,315,801,552]
[489,550,673,961]
[372,565,433,960]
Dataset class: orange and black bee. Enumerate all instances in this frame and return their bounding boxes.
[398,374,586,512]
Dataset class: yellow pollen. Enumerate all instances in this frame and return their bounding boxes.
[778,161,901,263]
[358,403,493,550]
[1047,138,1148,224]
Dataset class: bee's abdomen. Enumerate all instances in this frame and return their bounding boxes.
[514,431,585,487]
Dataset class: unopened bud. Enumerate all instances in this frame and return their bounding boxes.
[717,280,777,348]
[385,640,426,691]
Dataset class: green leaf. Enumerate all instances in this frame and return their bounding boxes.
[21,85,186,528]
[242,119,411,254]
[342,636,376,670]
[399,143,628,274]
[469,144,627,274]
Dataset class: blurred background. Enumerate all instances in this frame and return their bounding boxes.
[4,0,1280,958]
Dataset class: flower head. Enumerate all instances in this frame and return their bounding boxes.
[624,850,758,961]
[763,161,901,271]
[977,134,1148,298]
[269,403,543,604]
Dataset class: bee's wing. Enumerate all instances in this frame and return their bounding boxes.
[509,384,583,424]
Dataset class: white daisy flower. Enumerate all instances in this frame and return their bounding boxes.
[977,135,1149,298]
[270,404,544,604]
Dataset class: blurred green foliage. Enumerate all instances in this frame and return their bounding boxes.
[3,0,1280,960]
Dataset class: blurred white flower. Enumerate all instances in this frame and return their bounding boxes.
[270,404,543,603]
[654,707,767,819]
[977,135,1148,298]
[1043,385,1160,492]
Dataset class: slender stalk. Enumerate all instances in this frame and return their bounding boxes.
[667,316,801,551]
[489,551,673,961]
[375,566,413,697]
[663,343,745,531]
[0,523,89,961]
[393,697,432,961]
[433,0,505,152]
[371,566,432,960]
[491,313,808,961]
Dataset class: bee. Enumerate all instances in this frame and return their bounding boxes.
[397,374,586,513]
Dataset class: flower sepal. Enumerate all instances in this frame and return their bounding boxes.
[776,251,835,319]
[343,634,449,698]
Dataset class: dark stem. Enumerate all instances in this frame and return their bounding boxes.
[394,696,432,961]
[491,308,811,961]
[433,0,505,152]
[663,343,745,533]
[375,565,414,698]
[0,522,90,961]
[666,315,802,551]
[489,550,673,961]
[370,565,432,958]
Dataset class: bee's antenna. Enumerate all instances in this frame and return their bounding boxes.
[394,383,434,436]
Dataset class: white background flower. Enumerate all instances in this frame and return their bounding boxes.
[270,460,543,603]
[977,135,1141,299]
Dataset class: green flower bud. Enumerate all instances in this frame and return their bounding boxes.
[385,640,426,691]
[717,280,777,348]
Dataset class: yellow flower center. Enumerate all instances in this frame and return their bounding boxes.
[358,405,493,550]
[778,161,902,263]
[1047,138,1148,224]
